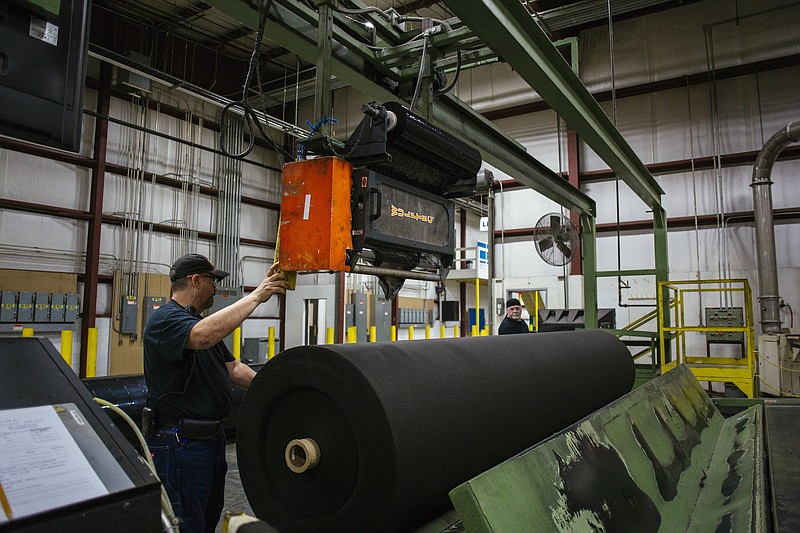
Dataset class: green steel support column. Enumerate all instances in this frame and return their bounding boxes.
[581,213,598,329]
[312,0,336,136]
[444,0,664,210]
[654,205,670,287]
[654,205,671,363]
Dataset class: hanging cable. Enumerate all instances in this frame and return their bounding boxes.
[93,398,179,532]
[332,5,392,18]
[607,0,625,308]
[704,25,727,306]
[436,49,462,95]
[219,0,293,163]
[686,77,704,324]
[410,33,430,111]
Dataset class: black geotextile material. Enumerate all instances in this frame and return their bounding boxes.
[236,330,633,532]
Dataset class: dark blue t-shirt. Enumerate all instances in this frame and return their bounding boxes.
[498,316,531,335]
[143,299,234,420]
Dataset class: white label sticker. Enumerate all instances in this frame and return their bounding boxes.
[303,194,311,220]
[69,409,85,426]
[29,17,59,46]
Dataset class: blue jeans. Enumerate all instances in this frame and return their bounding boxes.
[148,427,228,533]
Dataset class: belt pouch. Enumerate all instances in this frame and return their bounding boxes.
[178,418,220,440]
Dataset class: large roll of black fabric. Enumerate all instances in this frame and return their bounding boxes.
[237,330,633,532]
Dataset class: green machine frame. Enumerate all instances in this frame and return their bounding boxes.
[205,0,668,326]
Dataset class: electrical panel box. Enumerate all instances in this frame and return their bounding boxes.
[17,291,34,322]
[705,307,745,343]
[120,295,139,334]
[1,291,17,322]
[399,307,428,324]
[243,338,270,364]
[208,288,243,352]
[50,293,66,322]
[143,296,167,328]
[373,298,392,342]
[344,304,355,328]
[65,293,80,322]
[354,292,368,343]
[208,288,242,315]
[34,291,50,322]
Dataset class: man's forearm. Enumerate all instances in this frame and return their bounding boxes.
[186,295,261,349]
[229,360,256,389]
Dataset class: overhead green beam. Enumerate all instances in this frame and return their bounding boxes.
[205,0,594,214]
[444,0,664,209]
[435,95,595,215]
[204,0,400,83]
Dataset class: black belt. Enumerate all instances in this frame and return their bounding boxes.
[155,413,223,440]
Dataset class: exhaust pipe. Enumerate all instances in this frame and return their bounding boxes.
[751,121,800,334]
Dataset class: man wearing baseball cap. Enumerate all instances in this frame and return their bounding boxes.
[143,253,287,533]
[498,297,530,335]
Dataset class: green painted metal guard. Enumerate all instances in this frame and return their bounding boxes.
[26,0,61,16]
[450,364,765,532]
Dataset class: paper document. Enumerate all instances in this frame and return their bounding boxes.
[0,405,109,522]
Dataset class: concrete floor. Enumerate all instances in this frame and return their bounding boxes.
[216,442,267,533]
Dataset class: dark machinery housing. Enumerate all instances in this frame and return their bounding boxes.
[278,102,482,299]
[0,338,161,532]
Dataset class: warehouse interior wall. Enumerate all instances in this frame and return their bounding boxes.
[453,0,800,335]
[0,0,798,374]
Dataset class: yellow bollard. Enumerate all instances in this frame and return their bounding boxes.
[268,327,276,360]
[440,325,446,339]
[233,327,241,360]
[347,326,357,344]
[391,325,397,341]
[454,325,459,338]
[87,327,98,378]
[61,330,73,366]
[481,326,489,336]
[425,325,431,339]
[471,325,478,337]
[529,323,534,332]
[22,327,34,337]
[408,325,415,340]
[369,326,376,342]
[326,327,334,345]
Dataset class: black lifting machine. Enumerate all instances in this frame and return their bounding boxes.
[277,101,481,299]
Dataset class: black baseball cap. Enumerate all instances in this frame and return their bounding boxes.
[506,298,521,308]
[170,253,229,282]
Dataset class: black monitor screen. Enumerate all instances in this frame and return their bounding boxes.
[0,0,90,152]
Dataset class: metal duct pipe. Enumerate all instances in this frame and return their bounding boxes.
[751,121,800,333]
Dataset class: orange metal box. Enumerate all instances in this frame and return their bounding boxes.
[278,157,353,272]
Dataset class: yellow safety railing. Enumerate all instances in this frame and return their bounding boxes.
[658,279,756,398]
[619,299,677,362]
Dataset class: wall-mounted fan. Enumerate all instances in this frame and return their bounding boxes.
[533,213,579,267]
